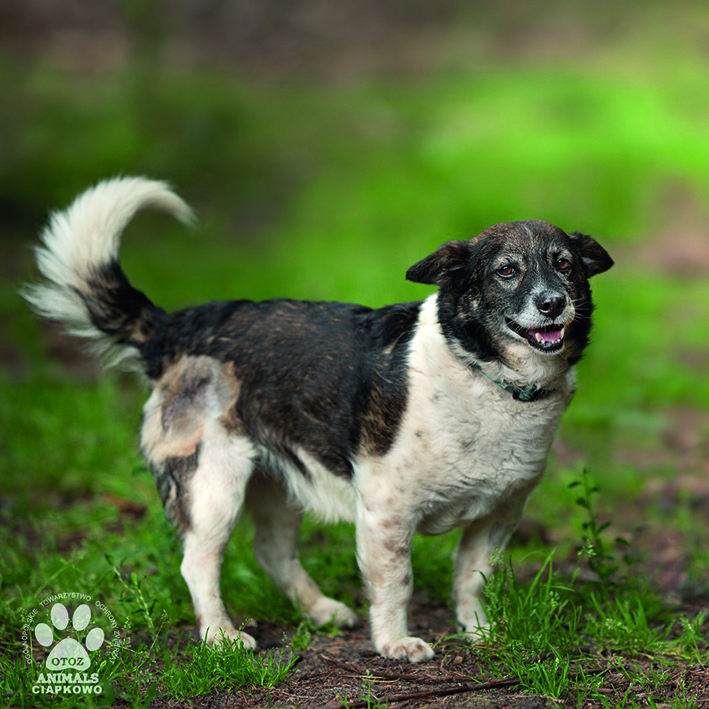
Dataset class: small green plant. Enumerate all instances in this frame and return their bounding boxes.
[676,612,709,664]
[0,655,37,709]
[570,468,630,587]
[338,670,389,709]
[511,652,570,699]
[483,552,580,658]
[161,637,299,697]
[290,619,314,652]
[106,554,161,637]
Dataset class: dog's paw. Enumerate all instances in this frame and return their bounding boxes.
[308,597,358,628]
[456,606,489,643]
[456,622,489,645]
[203,625,257,651]
[379,636,435,663]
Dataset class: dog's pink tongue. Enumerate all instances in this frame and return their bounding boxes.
[532,327,563,343]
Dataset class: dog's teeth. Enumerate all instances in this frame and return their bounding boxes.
[535,332,543,343]
[559,329,565,339]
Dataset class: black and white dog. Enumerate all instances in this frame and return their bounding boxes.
[27,178,613,662]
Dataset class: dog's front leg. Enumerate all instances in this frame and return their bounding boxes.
[356,502,433,663]
[453,496,527,640]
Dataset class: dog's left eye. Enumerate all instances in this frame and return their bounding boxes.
[556,258,572,274]
[496,264,516,279]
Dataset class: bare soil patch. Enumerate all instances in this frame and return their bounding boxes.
[148,604,709,708]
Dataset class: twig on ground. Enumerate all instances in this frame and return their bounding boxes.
[328,667,609,708]
[329,678,521,708]
[319,654,449,683]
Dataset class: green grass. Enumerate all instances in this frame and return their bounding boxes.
[2,24,709,706]
[161,641,299,698]
[467,473,708,705]
[475,557,708,706]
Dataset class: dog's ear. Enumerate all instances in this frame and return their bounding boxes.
[406,240,472,286]
[569,232,614,277]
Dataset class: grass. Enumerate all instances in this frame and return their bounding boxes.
[471,474,708,705]
[161,641,299,697]
[2,18,709,705]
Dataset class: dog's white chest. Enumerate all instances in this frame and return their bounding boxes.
[374,303,572,535]
[409,377,566,530]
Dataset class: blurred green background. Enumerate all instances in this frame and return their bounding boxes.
[1,0,708,604]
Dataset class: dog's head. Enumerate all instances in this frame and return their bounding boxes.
[407,220,613,370]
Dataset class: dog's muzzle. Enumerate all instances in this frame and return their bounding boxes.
[505,318,566,353]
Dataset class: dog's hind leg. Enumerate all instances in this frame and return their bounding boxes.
[180,425,257,648]
[246,472,358,628]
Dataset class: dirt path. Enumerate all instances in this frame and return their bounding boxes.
[150,610,709,708]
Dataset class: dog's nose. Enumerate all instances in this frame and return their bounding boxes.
[535,292,566,319]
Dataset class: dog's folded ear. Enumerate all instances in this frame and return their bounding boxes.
[569,232,614,277]
[406,240,472,286]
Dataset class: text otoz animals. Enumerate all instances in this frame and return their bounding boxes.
[26,178,613,662]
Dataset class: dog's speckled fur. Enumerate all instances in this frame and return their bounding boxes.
[26,178,612,662]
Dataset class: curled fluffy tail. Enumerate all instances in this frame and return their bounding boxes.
[24,177,194,370]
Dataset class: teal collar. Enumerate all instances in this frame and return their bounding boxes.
[472,363,555,403]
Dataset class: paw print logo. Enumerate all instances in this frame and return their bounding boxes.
[34,603,105,671]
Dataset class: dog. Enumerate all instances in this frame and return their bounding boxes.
[26,177,613,662]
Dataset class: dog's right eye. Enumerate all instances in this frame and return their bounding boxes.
[556,257,572,274]
[496,265,516,279]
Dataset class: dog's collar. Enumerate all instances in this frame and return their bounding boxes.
[471,363,555,402]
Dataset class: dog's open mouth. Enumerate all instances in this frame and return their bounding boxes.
[506,319,565,352]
